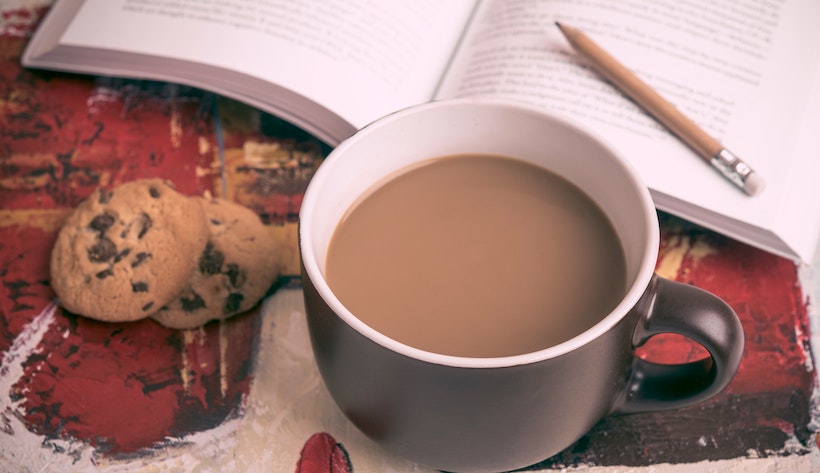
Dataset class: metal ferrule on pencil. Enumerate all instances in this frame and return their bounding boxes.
[710,149,753,191]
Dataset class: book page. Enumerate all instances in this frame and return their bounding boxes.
[60,0,476,131]
[438,0,820,260]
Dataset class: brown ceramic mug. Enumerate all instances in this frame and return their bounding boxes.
[299,99,744,472]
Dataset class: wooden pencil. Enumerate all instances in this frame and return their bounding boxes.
[556,22,764,196]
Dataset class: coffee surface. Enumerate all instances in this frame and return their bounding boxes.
[325,154,626,357]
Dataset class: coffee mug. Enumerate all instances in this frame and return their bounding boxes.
[299,99,744,472]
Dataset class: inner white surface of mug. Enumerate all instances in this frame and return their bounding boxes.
[299,99,659,368]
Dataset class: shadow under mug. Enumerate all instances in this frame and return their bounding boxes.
[299,99,744,473]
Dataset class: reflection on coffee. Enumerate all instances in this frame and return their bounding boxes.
[325,154,627,357]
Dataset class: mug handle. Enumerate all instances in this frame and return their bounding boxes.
[614,275,744,414]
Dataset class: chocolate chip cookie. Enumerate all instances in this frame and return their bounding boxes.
[50,179,208,322]
[150,197,280,329]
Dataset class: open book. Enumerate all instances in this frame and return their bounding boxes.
[23,0,820,263]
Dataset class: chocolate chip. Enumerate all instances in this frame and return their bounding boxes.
[137,212,152,239]
[224,293,244,313]
[180,292,206,312]
[149,186,160,198]
[142,301,154,312]
[210,218,222,226]
[95,268,113,279]
[98,188,112,204]
[131,281,149,292]
[131,252,151,268]
[113,247,132,263]
[225,264,246,287]
[199,242,224,274]
[88,237,117,263]
[88,213,115,233]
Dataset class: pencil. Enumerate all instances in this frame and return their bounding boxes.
[555,22,764,196]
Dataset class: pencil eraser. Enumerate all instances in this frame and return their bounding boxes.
[744,172,765,196]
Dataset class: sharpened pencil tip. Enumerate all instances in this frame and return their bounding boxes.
[555,21,575,40]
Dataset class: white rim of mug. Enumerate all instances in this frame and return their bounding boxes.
[299,98,659,369]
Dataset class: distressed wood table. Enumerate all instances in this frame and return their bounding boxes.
[1,3,818,472]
